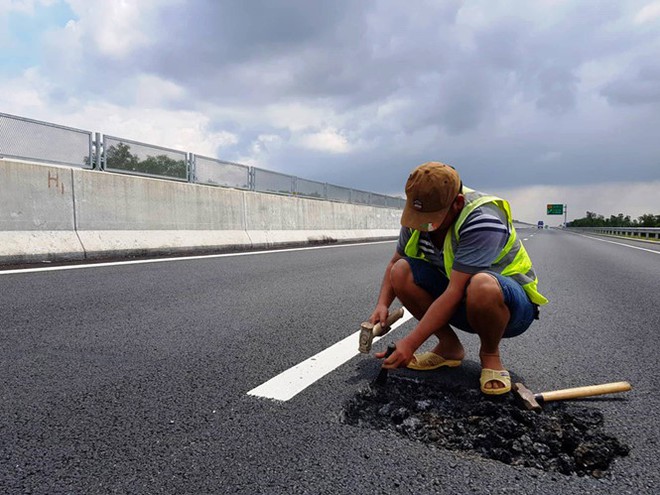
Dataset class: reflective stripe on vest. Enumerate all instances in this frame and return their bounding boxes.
[404,188,548,305]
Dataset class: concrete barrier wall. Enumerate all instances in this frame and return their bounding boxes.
[0,161,85,263]
[0,159,401,264]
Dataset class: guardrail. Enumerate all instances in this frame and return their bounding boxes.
[568,227,660,240]
[0,111,404,209]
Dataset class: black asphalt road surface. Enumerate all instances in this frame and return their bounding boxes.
[1,230,658,494]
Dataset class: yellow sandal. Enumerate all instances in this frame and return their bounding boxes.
[406,351,462,371]
[480,368,511,395]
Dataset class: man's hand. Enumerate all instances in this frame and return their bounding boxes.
[375,338,415,369]
[369,304,390,327]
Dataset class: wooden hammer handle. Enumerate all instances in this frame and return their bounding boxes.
[373,307,405,337]
[540,381,632,402]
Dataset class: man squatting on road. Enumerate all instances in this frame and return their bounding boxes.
[371,162,548,395]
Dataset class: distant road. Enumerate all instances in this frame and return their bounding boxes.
[1,229,658,494]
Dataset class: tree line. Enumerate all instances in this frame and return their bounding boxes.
[568,211,660,227]
[85,142,187,179]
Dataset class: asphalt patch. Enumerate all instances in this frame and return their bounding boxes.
[340,376,629,477]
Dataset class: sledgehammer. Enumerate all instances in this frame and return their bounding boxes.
[358,308,405,353]
[513,381,632,412]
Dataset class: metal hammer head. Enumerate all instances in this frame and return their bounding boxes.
[513,382,542,412]
[359,308,404,354]
[358,322,375,353]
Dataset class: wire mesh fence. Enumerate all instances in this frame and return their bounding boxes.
[294,177,325,199]
[253,167,294,195]
[194,155,250,190]
[104,136,188,181]
[0,112,92,168]
[0,112,404,209]
[326,183,352,203]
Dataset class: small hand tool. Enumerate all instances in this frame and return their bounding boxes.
[371,344,397,387]
[513,381,632,412]
[359,308,404,353]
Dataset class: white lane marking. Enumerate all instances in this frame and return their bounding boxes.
[247,309,414,401]
[0,240,396,275]
[523,238,528,241]
[575,233,660,254]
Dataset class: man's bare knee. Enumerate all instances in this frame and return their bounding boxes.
[390,258,413,293]
[466,273,504,310]
[390,259,436,320]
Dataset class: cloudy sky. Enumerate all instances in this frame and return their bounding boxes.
[2,0,659,223]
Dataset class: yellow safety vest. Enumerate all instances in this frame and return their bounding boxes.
[404,187,549,305]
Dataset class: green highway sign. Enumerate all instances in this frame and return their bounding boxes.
[547,204,564,215]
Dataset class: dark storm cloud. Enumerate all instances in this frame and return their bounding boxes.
[101,0,465,110]
[601,63,660,106]
[143,0,372,104]
[61,1,617,118]
[34,0,660,194]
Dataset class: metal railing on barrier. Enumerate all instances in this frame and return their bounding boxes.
[568,227,660,240]
[253,167,295,196]
[103,135,189,181]
[295,177,326,200]
[0,112,93,168]
[194,155,250,190]
[0,111,404,209]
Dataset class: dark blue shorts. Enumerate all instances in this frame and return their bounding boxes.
[405,257,537,338]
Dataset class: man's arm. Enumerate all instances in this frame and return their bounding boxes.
[381,269,473,368]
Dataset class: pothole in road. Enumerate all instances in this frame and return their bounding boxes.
[340,377,629,477]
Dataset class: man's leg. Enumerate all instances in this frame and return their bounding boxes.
[465,272,510,390]
[390,259,464,361]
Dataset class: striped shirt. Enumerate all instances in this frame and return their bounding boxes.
[396,203,510,276]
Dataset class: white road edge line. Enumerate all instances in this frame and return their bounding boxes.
[247,309,414,401]
[0,240,396,275]
[574,233,660,254]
